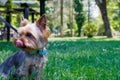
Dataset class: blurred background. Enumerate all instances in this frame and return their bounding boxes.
[0,0,120,40]
[0,1,120,79]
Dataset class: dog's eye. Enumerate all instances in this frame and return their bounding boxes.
[26,33,32,37]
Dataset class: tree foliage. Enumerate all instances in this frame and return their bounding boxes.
[83,22,98,38]
[107,0,120,32]
[74,0,85,36]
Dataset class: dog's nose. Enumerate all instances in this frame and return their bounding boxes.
[16,39,24,47]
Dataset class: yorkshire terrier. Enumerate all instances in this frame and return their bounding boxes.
[0,15,50,80]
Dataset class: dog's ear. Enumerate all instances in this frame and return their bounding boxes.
[20,17,29,26]
[36,15,50,42]
[36,15,46,32]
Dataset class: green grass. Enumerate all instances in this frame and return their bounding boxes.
[0,37,120,80]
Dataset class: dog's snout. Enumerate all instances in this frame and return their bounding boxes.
[16,39,23,47]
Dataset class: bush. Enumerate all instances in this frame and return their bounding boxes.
[97,24,105,36]
[72,21,78,36]
[83,23,98,38]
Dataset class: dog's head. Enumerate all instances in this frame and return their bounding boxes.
[14,15,50,52]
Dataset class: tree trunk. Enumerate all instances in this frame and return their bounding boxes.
[101,9,112,37]
[60,0,64,37]
[88,0,90,24]
[95,0,112,37]
[78,23,81,36]
[69,0,73,37]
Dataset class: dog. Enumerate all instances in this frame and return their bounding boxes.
[0,15,50,80]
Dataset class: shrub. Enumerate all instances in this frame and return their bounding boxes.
[83,23,98,38]
[97,24,105,36]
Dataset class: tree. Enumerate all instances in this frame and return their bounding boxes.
[69,0,73,37]
[74,0,85,36]
[60,0,63,37]
[95,0,112,37]
[107,0,120,32]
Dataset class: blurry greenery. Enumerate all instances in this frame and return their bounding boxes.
[74,0,85,36]
[1,37,120,79]
[83,23,98,38]
[97,24,105,36]
[0,0,120,37]
[72,21,78,36]
[107,0,120,31]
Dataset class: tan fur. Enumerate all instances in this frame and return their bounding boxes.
[14,15,50,52]
[20,17,29,26]
[13,15,50,80]
[41,27,50,42]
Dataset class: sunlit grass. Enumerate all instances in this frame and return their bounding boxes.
[0,37,120,80]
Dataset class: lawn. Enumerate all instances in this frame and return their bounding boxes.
[0,37,120,80]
